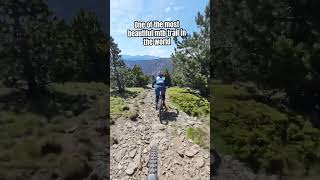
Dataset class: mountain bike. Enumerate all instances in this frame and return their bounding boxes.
[157,92,165,122]
[157,87,169,122]
[147,146,158,180]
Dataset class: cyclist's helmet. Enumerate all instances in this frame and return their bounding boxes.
[158,71,164,77]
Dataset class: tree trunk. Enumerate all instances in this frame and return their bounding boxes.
[23,55,38,97]
[14,10,38,97]
[112,59,123,93]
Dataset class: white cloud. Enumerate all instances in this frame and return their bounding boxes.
[111,0,144,35]
[122,45,172,57]
[146,46,172,57]
[173,6,184,11]
[165,7,171,13]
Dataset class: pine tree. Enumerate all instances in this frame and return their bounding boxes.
[110,37,126,93]
[164,68,172,87]
[172,5,210,96]
[0,0,54,96]
[71,9,108,82]
[211,0,320,109]
[130,65,148,87]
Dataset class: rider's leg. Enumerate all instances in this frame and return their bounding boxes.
[155,88,160,109]
[155,96,159,110]
[162,94,166,106]
[161,88,167,109]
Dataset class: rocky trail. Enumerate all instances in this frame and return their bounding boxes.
[110,88,210,180]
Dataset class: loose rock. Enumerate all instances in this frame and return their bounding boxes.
[129,149,137,158]
[125,162,138,175]
[195,157,205,168]
[115,149,126,162]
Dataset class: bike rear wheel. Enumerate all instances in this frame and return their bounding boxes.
[158,97,163,121]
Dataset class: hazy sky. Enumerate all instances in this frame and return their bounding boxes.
[111,0,208,57]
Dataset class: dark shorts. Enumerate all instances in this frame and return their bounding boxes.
[155,86,166,97]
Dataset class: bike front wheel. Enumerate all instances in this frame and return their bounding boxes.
[148,146,158,180]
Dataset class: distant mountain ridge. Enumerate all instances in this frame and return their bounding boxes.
[123,56,173,76]
[122,55,162,61]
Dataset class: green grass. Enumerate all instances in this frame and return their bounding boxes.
[110,87,143,120]
[0,136,63,169]
[110,96,128,118]
[110,87,143,99]
[211,83,287,155]
[0,82,108,179]
[59,155,90,179]
[0,107,63,177]
[0,112,46,138]
[48,82,108,96]
[212,83,286,119]
[127,87,144,94]
[168,87,209,117]
[186,127,209,149]
[127,109,139,121]
[211,81,320,175]
[210,125,234,155]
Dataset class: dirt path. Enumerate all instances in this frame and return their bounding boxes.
[110,88,210,180]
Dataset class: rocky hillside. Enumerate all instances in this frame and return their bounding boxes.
[123,58,173,75]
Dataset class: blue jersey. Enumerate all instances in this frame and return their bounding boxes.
[154,76,166,87]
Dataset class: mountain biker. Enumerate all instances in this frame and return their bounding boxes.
[152,71,168,110]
